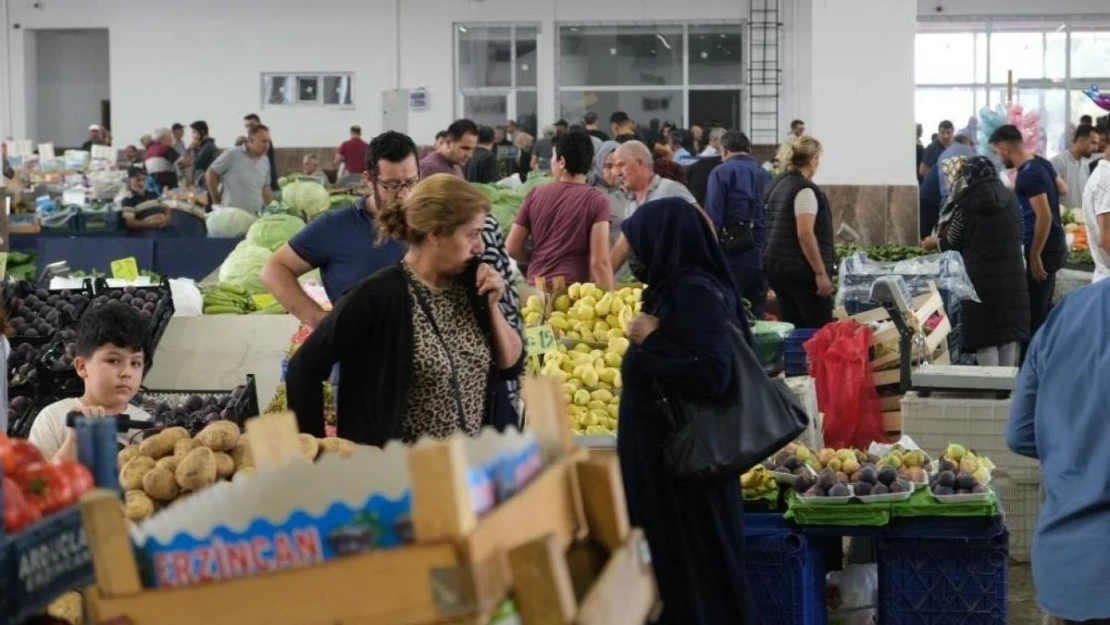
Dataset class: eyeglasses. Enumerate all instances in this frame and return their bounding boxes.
[376,177,420,192]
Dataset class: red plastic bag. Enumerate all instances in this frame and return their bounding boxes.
[804,320,888,449]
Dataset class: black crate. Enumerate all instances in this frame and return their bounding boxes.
[5,281,93,346]
[2,506,95,625]
[133,374,259,434]
[91,278,175,354]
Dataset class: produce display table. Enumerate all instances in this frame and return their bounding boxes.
[25,235,242,281]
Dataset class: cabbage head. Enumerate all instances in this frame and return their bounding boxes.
[246,213,306,251]
[472,183,501,204]
[206,207,258,238]
[282,181,330,221]
[218,241,272,294]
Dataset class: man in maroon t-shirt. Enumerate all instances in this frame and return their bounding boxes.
[335,125,369,175]
[505,131,613,288]
[419,119,478,178]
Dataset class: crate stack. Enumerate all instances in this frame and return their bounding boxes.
[901,391,1040,561]
[783,328,817,377]
[743,514,829,625]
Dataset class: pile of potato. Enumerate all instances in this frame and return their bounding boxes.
[118,420,356,522]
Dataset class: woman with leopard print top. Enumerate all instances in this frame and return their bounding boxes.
[287,174,525,446]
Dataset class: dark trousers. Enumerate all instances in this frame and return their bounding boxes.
[1027,268,1057,337]
[767,273,833,329]
[731,266,767,319]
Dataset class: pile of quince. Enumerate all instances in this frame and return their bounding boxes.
[536,282,642,343]
[540,338,630,435]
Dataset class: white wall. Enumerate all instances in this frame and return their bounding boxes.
[808,0,917,186]
[919,0,1110,17]
[34,29,109,148]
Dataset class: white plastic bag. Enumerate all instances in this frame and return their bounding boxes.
[826,564,878,625]
[168,278,204,317]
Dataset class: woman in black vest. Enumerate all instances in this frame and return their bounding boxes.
[929,156,1029,366]
[763,137,835,328]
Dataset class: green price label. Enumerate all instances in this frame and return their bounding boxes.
[525,325,557,357]
[110,257,140,281]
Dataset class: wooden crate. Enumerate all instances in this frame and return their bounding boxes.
[80,379,658,625]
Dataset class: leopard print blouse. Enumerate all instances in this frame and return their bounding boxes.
[401,263,491,442]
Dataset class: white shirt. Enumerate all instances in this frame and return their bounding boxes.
[28,398,153,459]
[1051,151,1091,207]
[1082,160,1110,282]
[700,146,719,158]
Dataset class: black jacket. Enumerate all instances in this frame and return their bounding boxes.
[286,260,524,446]
[467,147,500,184]
[941,178,1030,350]
[686,156,722,206]
[763,171,835,280]
[266,143,279,190]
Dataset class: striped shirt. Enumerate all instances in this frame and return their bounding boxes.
[481,214,523,412]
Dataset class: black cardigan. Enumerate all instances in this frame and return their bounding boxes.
[286,260,525,446]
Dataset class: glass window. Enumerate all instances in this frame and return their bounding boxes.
[688,25,743,85]
[915,33,976,84]
[516,91,538,136]
[463,95,508,129]
[516,26,538,88]
[990,32,1045,82]
[1070,31,1110,79]
[915,88,976,138]
[264,75,293,106]
[1045,32,1067,81]
[296,76,319,103]
[323,75,352,106]
[559,25,684,87]
[560,90,684,132]
[458,26,513,89]
[690,90,742,131]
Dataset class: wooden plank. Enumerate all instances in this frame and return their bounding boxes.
[409,437,477,545]
[879,394,903,412]
[85,543,468,625]
[924,315,951,353]
[575,530,658,625]
[522,377,576,461]
[81,490,142,597]
[463,450,586,566]
[565,541,609,602]
[575,458,630,553]
[872,368,901,388]
[882,411,902,433]
[507,535,577,625]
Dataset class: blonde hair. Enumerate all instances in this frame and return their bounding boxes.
[515,131,535,151]
[377,174,490,245]
[776,136,823,172]
[612,120,636,137]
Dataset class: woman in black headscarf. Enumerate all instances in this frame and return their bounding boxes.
[934,155,1029,366]
[619,197,753,625]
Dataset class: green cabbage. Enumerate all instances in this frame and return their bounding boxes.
[206,207,258,238]
[218,241,272,294]
[246,213,306,251]
[281,181,331,221]
[472,183,501,204]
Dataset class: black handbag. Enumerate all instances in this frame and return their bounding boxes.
[655,323,809,484]
[719,221,756,254]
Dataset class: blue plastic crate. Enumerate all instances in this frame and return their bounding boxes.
[744,523,828,625]
[4,506,96,624]
[77,209,121,232]
[784,353,809,377]
[877,531,1008,625]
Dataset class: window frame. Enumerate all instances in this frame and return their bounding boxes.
[261,72,355,109]
[453,22,540,128]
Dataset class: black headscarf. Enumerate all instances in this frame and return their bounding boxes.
[621,198,752,341]
[962,155,998,186]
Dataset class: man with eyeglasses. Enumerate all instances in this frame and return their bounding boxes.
[261,131,415,328]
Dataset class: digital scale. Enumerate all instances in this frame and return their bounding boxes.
[868,275,1016,398]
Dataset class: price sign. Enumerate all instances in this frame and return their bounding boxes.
[110,257,140,281]
[252,293,276,309]
[525,325,557,358]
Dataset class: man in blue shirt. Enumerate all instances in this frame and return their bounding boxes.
[261,131,414,326]
[990,124,1068,337]
[1007,280,1110,625]
[704,131,773,316]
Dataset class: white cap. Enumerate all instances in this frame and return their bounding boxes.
[88,124,100,131]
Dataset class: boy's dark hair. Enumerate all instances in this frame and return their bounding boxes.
[366,131,419,177]
[243,113,261,123]
[610,111,630,124]
[721,131,751,154]
[939,120,955,131]
[551,131,596,176]
[476,125,496,144]
[446,119,478,141]
[1074,124,1095,141]
[75,302,149,360]
[989,124,1023,145]
[189,121,209,136]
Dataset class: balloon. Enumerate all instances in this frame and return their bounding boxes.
[1084,84,1110,112]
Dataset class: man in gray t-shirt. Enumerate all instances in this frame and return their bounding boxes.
[207,125,273,213]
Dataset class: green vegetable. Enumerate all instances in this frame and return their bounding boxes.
[281,181,331,221]
[203,305,244,315]
[206,207,258,238]
[217,242,273,294]
[246,213,306,251]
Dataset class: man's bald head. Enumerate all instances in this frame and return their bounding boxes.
[615,141,655,193]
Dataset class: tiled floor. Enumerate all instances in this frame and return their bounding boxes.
[1010,564,1045,625]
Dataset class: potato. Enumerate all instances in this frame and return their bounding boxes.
[118,445,140,468]
[318,437,357,458]
[175,447,217,491]
[298,434,320,462]
[142,466,180,501]
[160,426,191,444]
[214,452,235,479]
[196,420,240,452]
[119,456,156,490]
[46,590,82,625]
[230,435,253,470]
[174,438,201,457]
[123,490,155,522]
[156,455,181,472]
[138,433,175,459]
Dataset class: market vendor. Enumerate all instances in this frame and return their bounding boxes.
[260,132,413,327]
[286,174,524,445]
[120,167,171,231]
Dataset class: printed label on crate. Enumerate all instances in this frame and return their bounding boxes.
[13,509,94,597]
[134,427,542,589]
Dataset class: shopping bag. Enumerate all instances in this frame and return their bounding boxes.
[804,321,887,449]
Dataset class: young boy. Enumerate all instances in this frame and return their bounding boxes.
[29,302,153,461]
